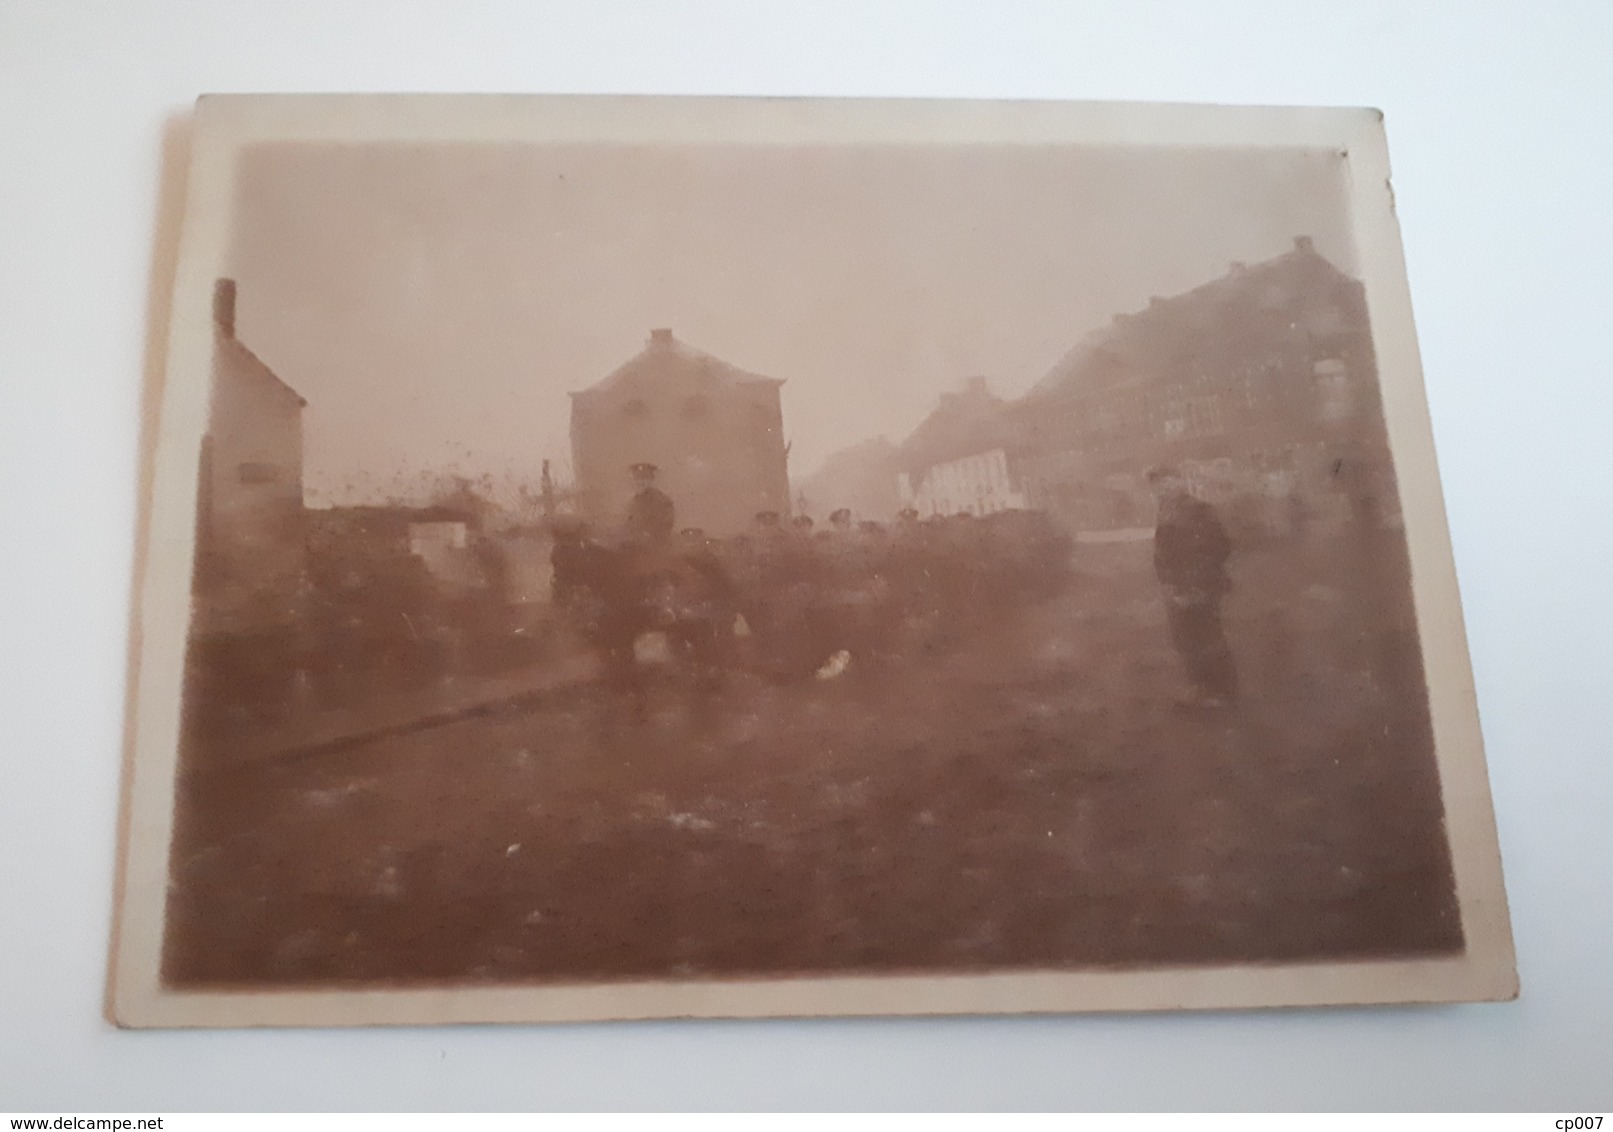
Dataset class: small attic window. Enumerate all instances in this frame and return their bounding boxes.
[622,398,649,420]
[682,395,710,420]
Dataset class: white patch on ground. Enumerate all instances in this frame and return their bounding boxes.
[634,632,672,665]
[374,865,404,899]
[668,812,716,832]
[302,779,376,808]
[815,650,852,680]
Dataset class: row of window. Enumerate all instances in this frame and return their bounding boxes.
[612,396,785,429]
[1090,360,1357,443]
[621,395,720,421]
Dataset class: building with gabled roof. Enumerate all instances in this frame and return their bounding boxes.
[895,377,1028,518]
[192,278,309,640]
[875,236,1393,538]
[568,328,790,537]
[1008,235,1388,535]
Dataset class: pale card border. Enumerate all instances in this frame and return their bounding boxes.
[109,94,1517,1029]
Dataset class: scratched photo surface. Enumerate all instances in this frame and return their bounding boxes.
[163,141,1461,989]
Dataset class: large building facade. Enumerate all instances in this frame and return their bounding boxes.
[569,329,791,537]
[1009,236,1390,538]
[193,279,308,639]
[892,237,1394,541]
[895,376,1029,518]
[899,447,1029,518]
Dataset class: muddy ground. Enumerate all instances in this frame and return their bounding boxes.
[162,534,1463,987]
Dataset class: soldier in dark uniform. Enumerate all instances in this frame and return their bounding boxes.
[887,506,936,624]
[747,511,787,594]
[674,526,735,612]
[1148,465,1238,706]
[666,527,740,695]
[782,514,828,590]
[728,511,782,664]
[548,519,596,611]
[822,509,859,593]
[549,518,647,706]
[744,512,832,680]
[811,510,872,665]
[624,462,675,545]
[622,463,678,634]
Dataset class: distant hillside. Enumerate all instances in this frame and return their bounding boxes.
[794,436,903,523]
[895,375,1014,475]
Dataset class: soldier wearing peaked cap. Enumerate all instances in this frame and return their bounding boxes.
[624,462,675,546]
[1148,464,1239,707]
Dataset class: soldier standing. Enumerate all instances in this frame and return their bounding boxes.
[624,462,675,545]
[667,527,739,692]
[1148,465,1239,707]
[734,511,783,656]
[822,509,857,593]
[548,519,594,610]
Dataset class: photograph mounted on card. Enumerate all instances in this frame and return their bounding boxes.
[110,94,1515,1027]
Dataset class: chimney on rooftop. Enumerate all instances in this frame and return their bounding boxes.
[213,278,237,338]
[649,327,673,347]
[1294,235,1315,254]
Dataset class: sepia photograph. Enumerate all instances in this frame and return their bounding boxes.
[111,95,1515,1027]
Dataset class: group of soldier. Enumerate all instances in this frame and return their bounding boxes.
[550,460,1241,710]
[548,462,1073,692]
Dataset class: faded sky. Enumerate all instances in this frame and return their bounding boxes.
[229,142,1355,506]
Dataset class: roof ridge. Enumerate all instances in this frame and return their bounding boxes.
[1027,240,1351,398]
[220,333,308,406]
[577,332,783,395]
